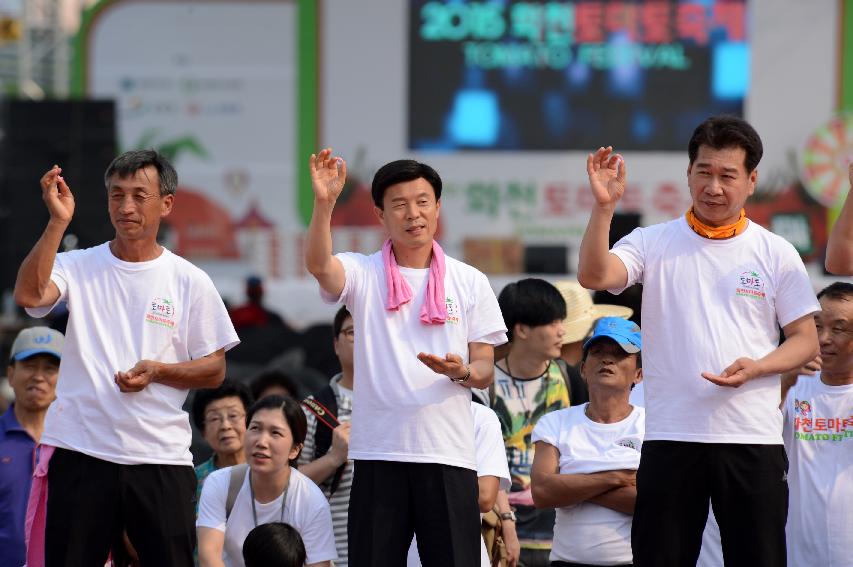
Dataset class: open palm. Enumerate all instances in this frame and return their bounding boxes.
[309,148,347,204]
[587,146,626,207]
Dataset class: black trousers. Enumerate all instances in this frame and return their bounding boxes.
[520,547,552,567]
[347,460,480,567]
[632,441,788,567]
[44,447,196,567]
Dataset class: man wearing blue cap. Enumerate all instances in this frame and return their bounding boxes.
[0,326,64,567]
[529,317,644,566]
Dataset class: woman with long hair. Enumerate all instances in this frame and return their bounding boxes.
[197,395,337,567]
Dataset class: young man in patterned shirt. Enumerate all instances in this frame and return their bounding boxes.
[484,278,572,567]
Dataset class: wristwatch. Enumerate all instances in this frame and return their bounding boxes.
[499,510,517,522]
[450,365,471,384]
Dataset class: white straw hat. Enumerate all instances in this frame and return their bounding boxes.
[555,280,633,344]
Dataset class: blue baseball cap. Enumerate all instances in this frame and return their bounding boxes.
[10,326,64,362]
[583,317,641,354]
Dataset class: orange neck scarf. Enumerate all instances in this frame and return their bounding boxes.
[685,207,748,239]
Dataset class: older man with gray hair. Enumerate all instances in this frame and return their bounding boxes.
[14,150,239,566]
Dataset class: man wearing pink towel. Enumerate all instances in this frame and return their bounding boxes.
[305,149,508,567]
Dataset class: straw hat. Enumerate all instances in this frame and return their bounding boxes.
[555,280,633,344]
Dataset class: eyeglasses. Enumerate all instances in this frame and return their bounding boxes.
[205,411,246,427]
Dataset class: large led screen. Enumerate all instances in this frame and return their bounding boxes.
[409,0,749,151]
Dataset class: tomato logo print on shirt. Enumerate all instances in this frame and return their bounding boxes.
[794,399,812,417]
[445,296,461,324]
[791,398,853,443]
[735,270,767,301]
[145,297,177,329]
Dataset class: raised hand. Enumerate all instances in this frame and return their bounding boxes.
[40,165,75,223]
[586,146,626,208]
[309,148,347,205]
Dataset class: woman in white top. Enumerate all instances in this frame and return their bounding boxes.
[197,395,337,567]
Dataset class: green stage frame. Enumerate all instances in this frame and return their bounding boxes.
[71,0,319,227]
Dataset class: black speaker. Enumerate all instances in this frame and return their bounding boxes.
[0,99,117,293]
[524,245,569,274]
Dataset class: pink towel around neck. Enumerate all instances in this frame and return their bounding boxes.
[25,444,55,567]
[382,239,447,325]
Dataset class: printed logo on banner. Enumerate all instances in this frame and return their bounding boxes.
[145,297,177,329]
[735,270,767,301]
[445,297,461,324]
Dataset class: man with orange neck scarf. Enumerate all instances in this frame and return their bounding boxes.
[577,115,819,567]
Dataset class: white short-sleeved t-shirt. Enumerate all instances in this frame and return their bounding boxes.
[783,373,853,567]
[26,243,239,465]
[407,402,512,567]
[197,466,337,567]
[610,218,819,444]
[470,402,512,492]
[532,404,643,565]
[323,251,507,470]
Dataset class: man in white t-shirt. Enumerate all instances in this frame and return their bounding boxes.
[782,282,853,567]
[14,151,240,566]
[305,149,507,566]
[407,400,512,567]
[531,317,644,566]
[577,116,819,567]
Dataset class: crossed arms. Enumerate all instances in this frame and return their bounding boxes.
[531,441,637,515]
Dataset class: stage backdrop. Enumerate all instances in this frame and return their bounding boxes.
[320,0,843,274]
[73,0,848,319]
[75,0,317,279]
